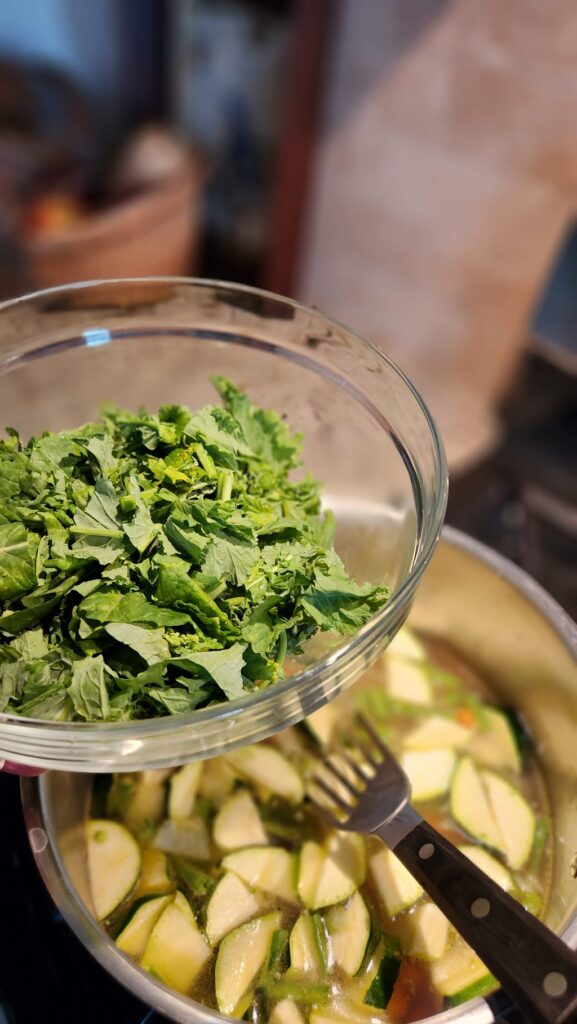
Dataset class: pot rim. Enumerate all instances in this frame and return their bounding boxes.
[21,526,577,1024]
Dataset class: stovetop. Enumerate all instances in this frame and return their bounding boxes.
[0,772,168,1024]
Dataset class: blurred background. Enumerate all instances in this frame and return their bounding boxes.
[0,0,576,616]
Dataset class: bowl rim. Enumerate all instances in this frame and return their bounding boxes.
[0,277,448,763]
[20,527,577,1024]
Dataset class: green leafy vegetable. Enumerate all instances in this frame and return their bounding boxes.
[0,378,388,721]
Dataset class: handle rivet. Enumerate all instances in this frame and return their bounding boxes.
[419,842,435,860]
[471,897,491,919]
[543,972,567,997]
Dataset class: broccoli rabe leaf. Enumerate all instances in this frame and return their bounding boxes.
[0,379,389,721]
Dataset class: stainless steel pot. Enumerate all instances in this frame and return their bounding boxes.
[22,528,577,1024]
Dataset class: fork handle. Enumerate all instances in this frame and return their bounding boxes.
[390,820,577,1024]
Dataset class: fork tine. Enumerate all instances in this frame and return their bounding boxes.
[356,713,391,762]
[310,773,353,814]
[339,746,373,782]
[323,756,364,795]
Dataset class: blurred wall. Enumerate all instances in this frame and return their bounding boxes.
[299,0,577,470]
[0,0,124,108]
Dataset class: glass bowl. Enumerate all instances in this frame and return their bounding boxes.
[0,278,447,771]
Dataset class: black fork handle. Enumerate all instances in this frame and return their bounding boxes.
[390,819,577,1024]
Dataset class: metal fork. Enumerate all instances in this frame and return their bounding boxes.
[311,714,577,1024]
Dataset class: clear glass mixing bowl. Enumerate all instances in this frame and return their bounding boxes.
[0,279,447,771]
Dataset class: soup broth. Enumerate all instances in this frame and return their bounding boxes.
[89,629,551,1023]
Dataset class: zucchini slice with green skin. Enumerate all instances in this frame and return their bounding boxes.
[269,998,305,1024]
[450,757,502,851]
[141,890,211,995]
[116,893,173,959]
[404,716,472,751]
[469,708,522,774]
[369,844,423,917]
[134,848,173,898]
[458,845,512,891]
[153,817,211,860]
[430,935,492,998]
[362,934,402,1009]
[388,627,426,663]
[400,749,456,802]
[213,790,268,851]
[168,762,203,819]
[86,819,141,920]
[481,769,536,869]
[386,658,432,705]
[222,846,297,903]
[215,911,282,1017]
[205,871,261,945]
[226,745,305,804]
[298,833,366,911]
[289,913,326,974]
[326,892,371,975]
[408,903,449,961]
[447,973,499,1006]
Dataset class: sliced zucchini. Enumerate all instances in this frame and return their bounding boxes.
[86,819,141,920]
[305,705,338,747]
[450,757,502,851]
[198,756,236,803]
[458,845,512,891]
[153,817,211,860]
[222,846,297,903]
[481,769,536,869]
[213,790,268,851]
[326,891,371,975]
[270,998,305,1024]
[361,934,402,1009]
[215,911,282,1017]
[404,716,472,751]
[299,833,366,911]
[388,627,426,663]
[116,893,173,959]
[206,871,261,945]
[400,749,456,802]
[134,847,172,898]
[310,1000,379,1024]
[469,708,522,774]
[447,973,498,1006]
[226,745,305,804]
[369,845,423,917]
[289,913,325,974]
[122,779,166,835]
[297,841,325,907]
[168,762,203,819]
[408,902,449,961]
[141,890,211,994]
[386,658,432,706]
[140,768,173,785]
[430,934,492,998]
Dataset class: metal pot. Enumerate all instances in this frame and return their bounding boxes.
[21,528,577,1024]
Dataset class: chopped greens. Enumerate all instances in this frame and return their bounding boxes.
[0,378,388,721]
